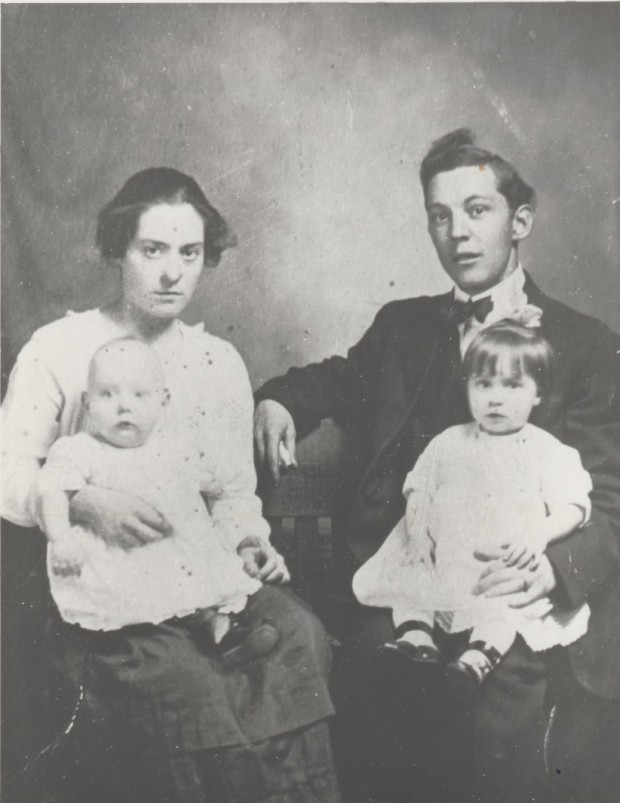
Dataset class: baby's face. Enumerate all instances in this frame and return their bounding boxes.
[85,349,167,448]
[467,354,540,436]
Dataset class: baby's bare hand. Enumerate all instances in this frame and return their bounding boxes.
[50,540,83,577]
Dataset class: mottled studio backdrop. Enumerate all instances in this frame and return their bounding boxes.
[2,3,619,391]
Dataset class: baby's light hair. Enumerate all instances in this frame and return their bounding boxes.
[87,337,164,387]
[463,318,555,402]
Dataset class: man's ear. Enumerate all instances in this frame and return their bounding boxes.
[81,391,89,410]
[512,204,534,242]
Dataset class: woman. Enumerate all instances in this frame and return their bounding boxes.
[1,168,341,803]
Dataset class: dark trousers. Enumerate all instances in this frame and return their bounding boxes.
[547,654,620,803]
[329,605,550,803]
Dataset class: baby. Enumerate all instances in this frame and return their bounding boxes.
[38,337,280,665]
[353,309,592,698]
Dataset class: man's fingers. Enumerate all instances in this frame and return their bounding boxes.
[476,558,507,581]
[283,426,298,468]
[483,575,526,597]
[473,547,507,562]
[472,565,522,597]
[266,434,282,483]
[255,428,266,465]
[507,588,540,609]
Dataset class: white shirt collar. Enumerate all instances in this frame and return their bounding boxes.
[454,264,528,357]
[453,263,526,311]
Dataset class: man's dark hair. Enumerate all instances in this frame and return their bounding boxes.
[96,167,237,268]
[420,129,535,211]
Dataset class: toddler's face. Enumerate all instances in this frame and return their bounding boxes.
[85,348,167,448]
[467,354,540,436]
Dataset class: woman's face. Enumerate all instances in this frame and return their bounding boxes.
[120,203,205,321]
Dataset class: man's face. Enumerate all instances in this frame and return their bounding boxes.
[425,166,529,295]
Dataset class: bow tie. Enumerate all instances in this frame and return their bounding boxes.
[440,295,494,327]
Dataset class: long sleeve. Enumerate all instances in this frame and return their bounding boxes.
[546,320,620,607]
[255,302,395,438]
[203,342,271,551]
[1,339,65,527]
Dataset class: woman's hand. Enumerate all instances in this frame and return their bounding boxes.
[472,545,557,607]
[70,486,172,550]
[253,400,297,483]
[238,540,290,584]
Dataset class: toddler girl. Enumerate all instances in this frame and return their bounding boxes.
[353,308,592,697]
[38,337,282,665]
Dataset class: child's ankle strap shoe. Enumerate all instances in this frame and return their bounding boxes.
[444,641,503,702]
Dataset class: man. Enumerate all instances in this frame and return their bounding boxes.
[254,130,620,802]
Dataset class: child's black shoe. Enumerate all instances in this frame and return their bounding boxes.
[444,641,502,702]
[376,620,443,691]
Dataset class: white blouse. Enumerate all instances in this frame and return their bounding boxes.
[1,309,270,549]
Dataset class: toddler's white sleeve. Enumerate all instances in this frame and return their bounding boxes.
[541,437,593,523]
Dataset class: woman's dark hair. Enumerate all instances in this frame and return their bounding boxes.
[463,320,555,402]
[96,167,237,267]
[420,129,535,211]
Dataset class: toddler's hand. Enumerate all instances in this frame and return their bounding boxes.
[500,540,541,570]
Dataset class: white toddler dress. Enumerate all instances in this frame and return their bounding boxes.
[353,423,593,651]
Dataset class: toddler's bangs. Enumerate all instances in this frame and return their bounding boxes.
[468,346,527,382]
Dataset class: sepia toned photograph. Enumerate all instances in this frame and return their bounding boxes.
[2,3,619,802]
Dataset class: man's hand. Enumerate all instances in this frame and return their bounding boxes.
[254,399,297,483]
[472,545,557,607]
[70,486,172,550]
[239,541,290,584]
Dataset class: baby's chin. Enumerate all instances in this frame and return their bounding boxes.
[98,426,151,449]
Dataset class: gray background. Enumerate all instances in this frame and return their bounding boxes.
[2,3,619,389]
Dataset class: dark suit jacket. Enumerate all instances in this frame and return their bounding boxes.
[257,275,620,699]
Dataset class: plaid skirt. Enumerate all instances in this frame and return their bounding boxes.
[50,585,340,802]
